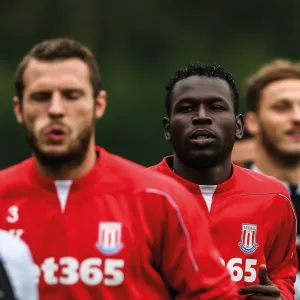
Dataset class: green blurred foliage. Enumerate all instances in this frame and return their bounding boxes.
[1,0,300,168]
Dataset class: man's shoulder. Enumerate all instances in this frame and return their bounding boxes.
[0,159,33,196]
[0,158,32,181]
[148,161,162,171]
[106,153,185,193]
[235,165,289,195]
[148,156,171,174]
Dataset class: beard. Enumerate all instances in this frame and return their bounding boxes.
[260,124,300,167]
[23,120,94,172]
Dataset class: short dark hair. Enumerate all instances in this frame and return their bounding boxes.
[165,63,239,117]
[245,59,300,112]
[15,38,101,100]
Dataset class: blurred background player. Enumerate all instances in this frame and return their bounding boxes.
[242,59,300,298]
[150,62,297,299]
[0,38,237,299]
[0,229,38,300]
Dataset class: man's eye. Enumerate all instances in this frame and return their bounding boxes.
[273,105,289,112]
[211,105,225,110]
[64,91,81,100]
[31,93,51,101]
[179,106,193,112]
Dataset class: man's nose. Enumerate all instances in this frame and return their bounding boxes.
[192,107,212,125]
[48,93,65,118]
[291,105,300,124]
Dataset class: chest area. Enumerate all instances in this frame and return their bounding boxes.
[197,192,271,245]
[0,189,140,250]
[0,189,144,288]
[196,192,275,286]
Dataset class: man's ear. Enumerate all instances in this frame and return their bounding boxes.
[245,111,260,136]
[163,117,171,142]
[235,114,244,140]
[95,90,107,119]
[13,96,23,124]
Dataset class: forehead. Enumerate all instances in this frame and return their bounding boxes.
[23,58,91,92]
[171,75,232,104]
[261,79,300,104]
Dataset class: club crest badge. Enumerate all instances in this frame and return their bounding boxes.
[238,223,259,254]
[96,222,124,255]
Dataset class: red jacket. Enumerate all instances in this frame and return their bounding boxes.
[0,147,237,300]
[149,156,298,300]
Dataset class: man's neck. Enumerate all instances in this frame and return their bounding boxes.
[35,145,97,180]
[173,155,232,185]
[254,142,300,184]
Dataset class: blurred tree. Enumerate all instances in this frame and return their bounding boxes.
[0,0,300,167]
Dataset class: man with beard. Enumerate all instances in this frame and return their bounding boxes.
[149,63,298,299]
[0,39,238,300]
[244,59,300,299]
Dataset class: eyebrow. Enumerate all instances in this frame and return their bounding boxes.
[62,88,84,93]
[273,97,297,103]
[177,96,227,104]
[30,87,84,94]
[29,90,52,96]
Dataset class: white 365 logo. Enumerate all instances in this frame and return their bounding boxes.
[35,257,124,286]
[220,258,257,282]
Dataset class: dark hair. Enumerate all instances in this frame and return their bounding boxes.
[245,59,300,112]
[165,63,239,116]
[15,38,101,100]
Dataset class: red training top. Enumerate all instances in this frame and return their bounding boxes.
[150,156,298,300]
[0,147,237,300]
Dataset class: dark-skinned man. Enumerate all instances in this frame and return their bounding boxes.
[150,63,297,300]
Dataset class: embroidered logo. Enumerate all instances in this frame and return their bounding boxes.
[96,222,124,255]
[238,223,259,254]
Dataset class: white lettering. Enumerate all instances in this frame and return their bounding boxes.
[7,206,19,223]
[80,258,102,285]
[103,259,124,286]
[36,256,125,286]
[60,257,79,285]
[244,259,257,282]
[41,257,59,285]
[220,257,257,283]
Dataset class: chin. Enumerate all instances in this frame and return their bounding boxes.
[184,153,220,169]
[44,149,69,157]
[282,151,300,158]
[38,144,70,156]
[189,148,218,158]
[270,147,300,165]
[278,144,300,154]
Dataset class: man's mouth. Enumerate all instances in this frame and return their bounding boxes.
[46,126,67,142]
[286,129,300,141]
[190,129,215,139]
[189,129,216,146]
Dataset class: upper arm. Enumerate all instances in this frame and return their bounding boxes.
[264,193,297,299]
[265,193,297,273]
[145,186,238,299]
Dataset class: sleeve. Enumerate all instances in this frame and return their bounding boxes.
[18,240,39,300]
[264,193,298,300]
[145,186,238,300]
[0,231,39,300]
